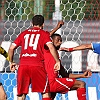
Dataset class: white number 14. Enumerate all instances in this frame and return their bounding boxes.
[24,34,40,50]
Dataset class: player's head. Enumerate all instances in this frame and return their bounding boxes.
[51,34,62,50]
[32,15,44,29]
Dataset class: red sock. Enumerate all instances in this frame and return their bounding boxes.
[77,88,86,100]
[42,98,52,100]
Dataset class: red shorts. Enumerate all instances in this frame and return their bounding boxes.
[17,65,49,96]
[49,78,75,94]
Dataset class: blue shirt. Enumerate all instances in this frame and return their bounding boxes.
[92,42,100,54]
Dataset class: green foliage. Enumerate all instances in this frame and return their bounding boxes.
[43,0,55,19]
[60,0,86,20]
[60,0,100,20]
[4,0,34,20]
[1,0,100,20]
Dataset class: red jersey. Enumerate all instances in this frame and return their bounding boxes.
[44,46,75,93]
[13,27,52,66]
[44,45,59,81]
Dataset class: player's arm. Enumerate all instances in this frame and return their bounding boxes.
[46,43,60,71]
[59,44,92,52]
[50,21,64,36]
[69,70,92,79]
[72,44,92,51]
[8,44,17,72]
[8,44,15,62]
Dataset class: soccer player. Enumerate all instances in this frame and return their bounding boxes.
[50,34,92,78]
[59,42,100,54]
[44,33,92,100]
[0,46,7,100]
[8,15,60,100]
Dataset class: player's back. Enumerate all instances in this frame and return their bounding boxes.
[13,27,51,66]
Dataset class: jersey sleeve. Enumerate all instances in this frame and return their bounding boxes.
[43,31,52,45]
[92,42,100,54]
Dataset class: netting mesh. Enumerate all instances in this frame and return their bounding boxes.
[0,0,100,100]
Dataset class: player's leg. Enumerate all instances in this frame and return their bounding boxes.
[49,78,86,100]
[71,80,86,90]
[71,80,86,100]
[30,66,52,100]
[17,65,30,100]
[49,78,76,93]
[50,78,86,100]
[59,66,86,100]
[42,92,56,100]
[17,94,26,100]
[0,83,7,100]
[42,93,52,100]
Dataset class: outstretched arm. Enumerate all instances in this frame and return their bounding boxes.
[59,44,92,52]
[69,70,92,79]
[50,21,64,36]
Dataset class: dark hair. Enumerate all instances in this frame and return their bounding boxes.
[32,15,44,26]
[51,34,61,39]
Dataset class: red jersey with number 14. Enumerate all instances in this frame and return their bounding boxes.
[12,27,52,66]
